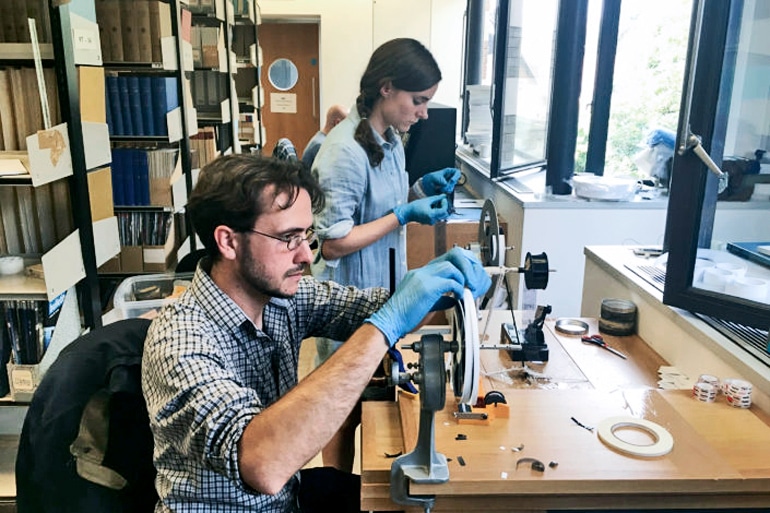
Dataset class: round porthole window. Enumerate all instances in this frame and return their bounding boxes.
[268,58,299,91]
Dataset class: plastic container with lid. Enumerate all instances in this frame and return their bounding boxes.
[113,273,193,319]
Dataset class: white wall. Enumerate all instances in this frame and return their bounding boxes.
[259,0,465,130]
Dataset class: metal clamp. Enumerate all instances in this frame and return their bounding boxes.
[390,334,451,511]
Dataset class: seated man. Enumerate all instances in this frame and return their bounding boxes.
[141,154,490,512]
[301,104,347,167]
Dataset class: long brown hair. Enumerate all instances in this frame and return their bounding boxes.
[354,38,441,167]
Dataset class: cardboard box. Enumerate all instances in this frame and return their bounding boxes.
[120,245,144,273]
[6,287,81,401]
[143,245,177,272]
[7,363,42,402]
[406,224,435,270]
[98,254,121,273]
[150,176,173,207]
[406,218,508,270]
[143,218,178,272]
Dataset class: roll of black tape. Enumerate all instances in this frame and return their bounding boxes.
[600,298,637,336]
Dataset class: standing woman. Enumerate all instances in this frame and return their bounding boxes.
[311,38,461,470]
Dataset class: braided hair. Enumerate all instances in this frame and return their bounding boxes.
[354,38,442,167]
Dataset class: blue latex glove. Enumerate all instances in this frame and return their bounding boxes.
[392,195,450,226]
[366,247,491,347]
[421,167,462,195]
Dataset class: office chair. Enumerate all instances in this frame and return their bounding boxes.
[15,319,157,513]
[175,248,207,274]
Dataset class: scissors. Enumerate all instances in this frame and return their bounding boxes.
[581,334,627,359]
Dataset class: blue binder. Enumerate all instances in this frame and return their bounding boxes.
[134,150,150,205]
[106,76,124,135]
[127,76,145,136]
[117,77,134,136]
[110,148,125,205]
[151,76,179,137]
[138,76,156,136]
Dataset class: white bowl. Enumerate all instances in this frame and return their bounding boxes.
[572,174,639,201]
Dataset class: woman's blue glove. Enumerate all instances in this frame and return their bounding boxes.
[421,168,462,195]
[392,195,450,225]
[365,248,491,347]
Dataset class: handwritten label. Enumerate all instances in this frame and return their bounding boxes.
[11,368,36,392]
[73,29,98,51]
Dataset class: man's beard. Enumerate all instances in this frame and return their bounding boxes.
[239,243,305,299]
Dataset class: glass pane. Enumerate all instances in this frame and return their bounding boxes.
[576,0,690,180]
[498,0,557,171]
[480,0,496,86]
[463,0,497,161]
[692,1,770,307]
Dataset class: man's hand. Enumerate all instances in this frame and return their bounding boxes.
[392,195,450,225]
[421,167,462,195]
[365,248,491,347]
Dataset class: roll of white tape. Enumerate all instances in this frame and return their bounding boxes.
[702,267,733,292]
[725,277,768,302]
[715,261,747,278]
[0,256,24,275]
[692,382,717,403]
[597,416,674,457]
[697,374,720,389]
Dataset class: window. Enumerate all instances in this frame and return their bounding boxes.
[664,0,770,342]
[461,0,557,177]
[462,0,691,188]
[577,0,690,178]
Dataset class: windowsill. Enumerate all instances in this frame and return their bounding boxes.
[582,244,770,414]
[456,148,770,211]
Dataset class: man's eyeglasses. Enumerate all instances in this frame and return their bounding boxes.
[245,227,317,251]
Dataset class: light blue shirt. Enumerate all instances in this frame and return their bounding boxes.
[311,109,409,290]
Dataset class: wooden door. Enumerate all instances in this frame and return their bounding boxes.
[259,22,320,159]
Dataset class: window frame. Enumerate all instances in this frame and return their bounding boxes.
[461,0,592,190]
[662,0,770,332]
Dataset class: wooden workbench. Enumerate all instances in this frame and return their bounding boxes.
[361,311,770,512]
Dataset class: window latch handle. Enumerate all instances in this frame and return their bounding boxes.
[678,131,728,192]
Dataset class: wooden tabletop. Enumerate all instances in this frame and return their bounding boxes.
[361,312,770,512]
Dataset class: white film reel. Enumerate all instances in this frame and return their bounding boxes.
[457,289,481,404]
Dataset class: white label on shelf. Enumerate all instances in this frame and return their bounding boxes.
[161,36,178,70]
[183,40,194,72]
[167,108,183,143]
[83,122,111,170]
[187,105,199,137]
[93,216,120,267]
[42,231,86,301]
[221,98,231,123]
[270,93,297,114]
[70,13,102,66]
